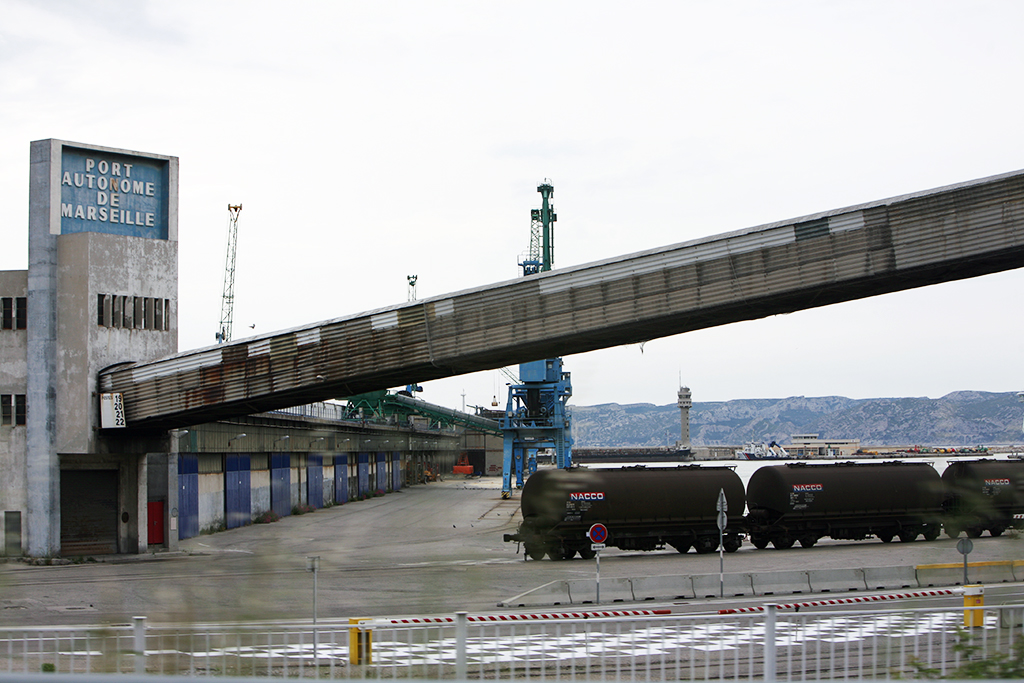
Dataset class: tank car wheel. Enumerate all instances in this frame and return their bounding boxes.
[772,535,794,550]
[944,524,961,539]
[877,532,894,543]
[990,526,1006,537]
[723,536,742,553]
[694,537,718,554]
[525,544,547,561]
[966,526,984,539]
[898,530,917,543]
[798,535,817,548]
[578,546,597,560]
[671,541,692,554]
[750,535,770,550]
[922,525,940,542]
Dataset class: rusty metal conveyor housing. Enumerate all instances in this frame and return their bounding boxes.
[101,169,1024,429]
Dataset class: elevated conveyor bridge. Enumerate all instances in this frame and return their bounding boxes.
[101,169,1024,430]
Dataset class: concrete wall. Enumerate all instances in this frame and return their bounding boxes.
[251,468,271,518]
[0,270,28,555]
[692,446,740,460]
[324,463,335,506]
[198,472,225,533]
[462,431,503,476]
[59,231,177,455]
[290,459,304,510]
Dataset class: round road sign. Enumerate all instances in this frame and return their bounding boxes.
[588,523,608,544]
[957,538,974,556]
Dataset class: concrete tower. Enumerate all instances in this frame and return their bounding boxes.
[11,139,179,557]
[677,385,692,450]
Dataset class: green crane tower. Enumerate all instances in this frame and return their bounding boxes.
[520,180,556,276]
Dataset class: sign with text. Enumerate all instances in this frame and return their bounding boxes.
[59,147,170,239]
[99,392,126,429]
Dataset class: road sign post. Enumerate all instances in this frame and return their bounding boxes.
[957,537,973,585]
[588,524,608,603]
[717,489,728,598]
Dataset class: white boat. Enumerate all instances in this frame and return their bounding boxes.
[735,441,790,460]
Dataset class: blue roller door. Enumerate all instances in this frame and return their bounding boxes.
[225,454,251,529]
[307,455,323,509]
[271,453,291,518]
[392,452,402,491]
[179,455,199,540]
[357,452,369,498]
[376,453,387,494]
[335,454,348,503]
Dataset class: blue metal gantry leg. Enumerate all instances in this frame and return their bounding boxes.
[500,358,573,498]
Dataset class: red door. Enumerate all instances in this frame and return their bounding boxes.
[147,501,164,545]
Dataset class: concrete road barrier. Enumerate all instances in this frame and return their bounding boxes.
[692,572,755,598]
[917,561,1015,587]
[567,576,635,605]
[864,565,919,590]
[916,564,965,587]
[1001,607,1024,628]
[752,570,810,596]
[501,560,1024,608]
[808,568,867,593]
[631,575,695,601]
[969,561,1016,583]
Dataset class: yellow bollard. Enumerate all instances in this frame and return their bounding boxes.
[349,618,373,665]
[963,585,985,628]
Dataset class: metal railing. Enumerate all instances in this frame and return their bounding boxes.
[2,602,1021,679]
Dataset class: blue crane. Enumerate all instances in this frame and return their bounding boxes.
[500,181,573,498]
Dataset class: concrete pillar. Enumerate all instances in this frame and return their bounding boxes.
[165,449,180,550]
[135,454,147,553]
[26,139,60,557]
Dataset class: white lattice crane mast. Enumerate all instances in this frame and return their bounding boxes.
[216,204,242,343]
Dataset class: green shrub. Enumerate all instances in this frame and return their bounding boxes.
[254,510,280,524]
[909,627,1024,678]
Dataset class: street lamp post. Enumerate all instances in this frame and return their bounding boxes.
[306,556,320,659]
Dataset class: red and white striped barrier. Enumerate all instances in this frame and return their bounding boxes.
[718,588,959,614]
[362,609,672,627]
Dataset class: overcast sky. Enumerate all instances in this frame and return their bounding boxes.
[2,1,1022,412]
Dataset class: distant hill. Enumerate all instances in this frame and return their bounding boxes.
[570,391,1024,448]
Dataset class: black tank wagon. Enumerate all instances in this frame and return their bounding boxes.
[745,461,944,549]
[941,458,1024,538]
[503,465,745,560]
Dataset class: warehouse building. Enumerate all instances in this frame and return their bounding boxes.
[0,140,462,558]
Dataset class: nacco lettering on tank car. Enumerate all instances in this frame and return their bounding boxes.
[502,458,1024,560]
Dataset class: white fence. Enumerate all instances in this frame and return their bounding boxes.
[2,602,1022,679]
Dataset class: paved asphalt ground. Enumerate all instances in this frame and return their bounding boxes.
[3,476,1024,627]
